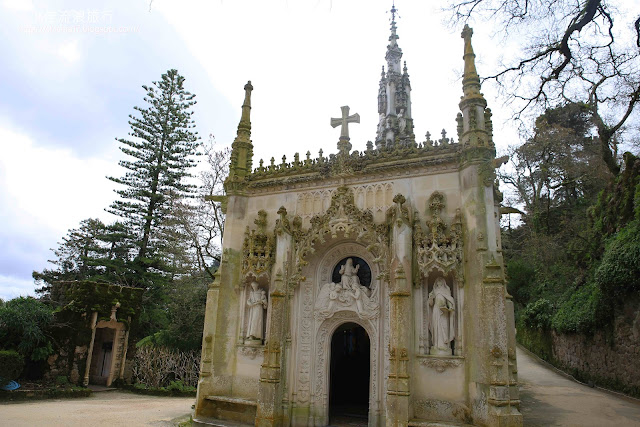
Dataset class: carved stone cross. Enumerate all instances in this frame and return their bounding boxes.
[330,106,360,140]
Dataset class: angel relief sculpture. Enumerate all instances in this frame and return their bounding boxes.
[316,258,379,320]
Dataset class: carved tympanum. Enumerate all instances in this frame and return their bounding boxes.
[315,258,379,320]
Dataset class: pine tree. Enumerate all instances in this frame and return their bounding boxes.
[107,69,200,279]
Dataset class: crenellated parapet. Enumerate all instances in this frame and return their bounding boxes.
[246,134,459,189]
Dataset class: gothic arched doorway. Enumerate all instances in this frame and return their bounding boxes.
[329,322,370,424]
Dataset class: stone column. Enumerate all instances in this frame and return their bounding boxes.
[256,207,293,427]
[82,311,99,387]
[387,263,411,427]
[194,194,246,420]
[386,194,413,427]
[459,155,522,426]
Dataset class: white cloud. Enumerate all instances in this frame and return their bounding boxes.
[2,0,33,12]
[0,123,118,233]
[0,122,120,297]
[57,40,81,63]
[0,274,36,301]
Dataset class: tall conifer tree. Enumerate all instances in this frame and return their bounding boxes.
[108,69,200,277]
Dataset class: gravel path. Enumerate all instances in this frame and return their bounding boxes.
[517,345,640,426]
[0,391,193,426]
[2,348,640,426]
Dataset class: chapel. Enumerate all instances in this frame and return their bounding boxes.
[193,6,522,427]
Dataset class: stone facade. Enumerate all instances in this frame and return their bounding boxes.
[194,12,521,427]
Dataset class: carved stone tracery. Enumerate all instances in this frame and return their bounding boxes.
[293,186,391,284]
[242,210,275,279]
[414,192,463,281]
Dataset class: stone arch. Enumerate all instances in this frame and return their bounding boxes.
[313,312,379,426]
[316,241,381,296]
[292,186,390,285]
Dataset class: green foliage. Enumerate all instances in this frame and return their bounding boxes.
[107,68,201,267]
[506,260,535,305]
[55,375,69,386]
[135,276,207,351]
[0,297,54,362]
[516,327,553,362]
[0,350,25,385]
[167,380,196,393]
[551,281,600,334]
[595,220,640,296]
[521,299,553,330]
[502,104,640,338]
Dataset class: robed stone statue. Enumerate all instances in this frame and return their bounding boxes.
[428,277,455,355]
[246,282,267,343]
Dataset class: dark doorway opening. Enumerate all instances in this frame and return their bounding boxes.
[89,327,114,385]
[329,322,370,425]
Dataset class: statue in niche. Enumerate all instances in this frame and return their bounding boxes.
[245,282,267,344]
[316,258,379,320]
[339,258,360,289]
[428,277,455,355]
[398,108,407,135]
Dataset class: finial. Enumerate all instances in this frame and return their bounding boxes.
[390,1,397,23]
[239,80,253,128]
[403,61,408,73]
[461,25,481,97]
[388,1,399,46]
[381,65,385,77]
[225,81,254,192]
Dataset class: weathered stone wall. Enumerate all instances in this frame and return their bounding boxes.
[551,299,640,396]
[520,298,640,397]
[44,345,88,385]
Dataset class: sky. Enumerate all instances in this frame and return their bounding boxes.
[0,0,552,300]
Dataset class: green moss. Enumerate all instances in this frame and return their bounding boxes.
[516,326,553,363]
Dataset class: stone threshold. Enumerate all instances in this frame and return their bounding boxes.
[205,395,257,406]
[408,419,473,427]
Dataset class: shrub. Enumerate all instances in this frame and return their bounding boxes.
[132,346,200,388]
[521,298,553,330]
[594,220,640,301]
[506,260,536,305]
[0,350,25,385]
[0,297,54,362]
[552,280,600,334]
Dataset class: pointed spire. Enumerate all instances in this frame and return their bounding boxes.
[238,80,253,134]
[389,2,399,47]
[458,26,493,149]
[385,2,402,74]
[376,3,414,148]
[225,81,254,194]
[461,25,481,99]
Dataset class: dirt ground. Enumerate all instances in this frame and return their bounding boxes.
[517,345,640,426]
[2,347,640,426]
[0,390,193,426]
